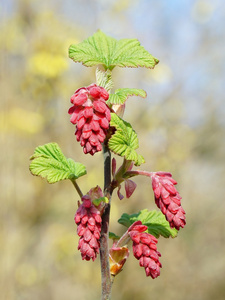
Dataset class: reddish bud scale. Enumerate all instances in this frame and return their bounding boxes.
[74,195,102,261]
[151,172,186,230]
[129,222,162,279]
[68,84,111,155]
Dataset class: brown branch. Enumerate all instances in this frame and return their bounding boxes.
[100,145,113,300]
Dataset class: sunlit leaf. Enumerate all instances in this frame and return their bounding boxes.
[30,143,86,183]
[108,113,145,166]
[107,88,147,105]
[69,30,159,70]
[118,209,178,238]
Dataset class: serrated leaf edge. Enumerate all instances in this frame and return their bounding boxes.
[29,143,86,184]
[108,114,145,166]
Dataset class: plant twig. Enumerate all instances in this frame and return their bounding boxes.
[100,145,112,300]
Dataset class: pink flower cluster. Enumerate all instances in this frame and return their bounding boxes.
[151,171,186,230]
[68,84,111,155]
[74,195,102,261]
[128,221,162,278]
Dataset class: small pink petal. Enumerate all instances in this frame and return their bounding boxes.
[93,100,107,113]
[100,88,109,100]
[117,185,124,200]
[125,179,137,198]
[83,107,93,118]
[71,92,88,105]
[89,86,101,98]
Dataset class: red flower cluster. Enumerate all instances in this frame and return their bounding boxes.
[74,195,102,261]
[128,221,162,279]
[151,171,186,230]
[68,84,111,155]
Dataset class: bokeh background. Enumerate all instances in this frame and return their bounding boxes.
[1,0,225,299]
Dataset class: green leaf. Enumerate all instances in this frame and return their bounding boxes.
[69,30,159,70]
[92,196,109,207]
[107,88,147,105]
[108,113,145,166]
[29,143,86,183]
[118,209,178,238]
[109,232,120,240]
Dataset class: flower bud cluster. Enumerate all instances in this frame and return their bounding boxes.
[74,195,102,261]
[68,84,111,155]
[128,221,162,278]
[151,171,186,230]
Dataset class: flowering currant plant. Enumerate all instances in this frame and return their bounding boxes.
[29,30,186,299]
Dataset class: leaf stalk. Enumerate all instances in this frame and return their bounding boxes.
[70,179,83,198]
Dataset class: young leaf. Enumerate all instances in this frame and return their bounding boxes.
[118,209,178,238]
[108,113,145,166]
[69,30,159,70]
[107,88,147,105]
[96,68,114,91]
[30,143,86,183]
[109,232,120,240]
[92,196,109,207]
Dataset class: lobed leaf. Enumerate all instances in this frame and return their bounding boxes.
[107,88,147,105]
[69,30,159,70]
[29,143,86,183]
[108,113,145,166]
[118,209,178,238]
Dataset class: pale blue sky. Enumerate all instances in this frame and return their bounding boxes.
[2,0,224,126]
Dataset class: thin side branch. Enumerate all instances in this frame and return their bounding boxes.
[70,179,83,198]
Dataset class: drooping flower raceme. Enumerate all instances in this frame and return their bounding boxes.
[128,221,162,279]
[68,84,111,155]
[74,195,102,261]
[151,171,186,230]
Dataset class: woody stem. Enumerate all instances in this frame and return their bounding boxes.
[100,145,113,300]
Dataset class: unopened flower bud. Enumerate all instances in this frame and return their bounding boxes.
[128,221,162,279]
[74,194,102,261]
[69,84,111,155]
[151,172,186,230]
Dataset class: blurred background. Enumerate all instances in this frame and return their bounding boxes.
[1,0,225,299]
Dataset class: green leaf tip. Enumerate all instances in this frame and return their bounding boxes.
[69,30,159,70]
[107,88,147,105]
[109,232,120,240]
[118,209,178,238]
[92,196,109,207]
[29,142,86,184]
[108,113,145,166]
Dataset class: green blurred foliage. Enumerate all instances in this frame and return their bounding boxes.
[1,0,225,299]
